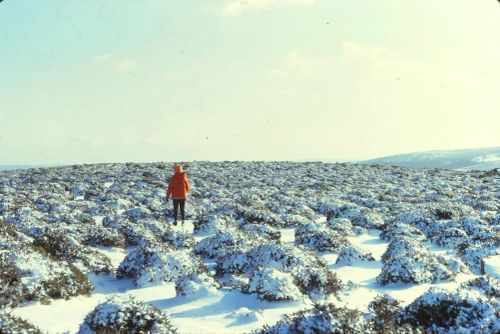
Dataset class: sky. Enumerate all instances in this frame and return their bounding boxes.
[0,0,499,164]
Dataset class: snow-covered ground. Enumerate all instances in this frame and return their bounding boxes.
[1,161,498,333]
[12,222,310,334]
[12,222,485,334]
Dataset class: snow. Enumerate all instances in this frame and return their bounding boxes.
[2,161,497,333]
[280,227,295,243]
[325,230,478,311]
[471,154,500,163]
[13,274,309,334]
[12,226,481,333]
[11,221,311,333]
[91,246,128,269]
[483,255,500,278]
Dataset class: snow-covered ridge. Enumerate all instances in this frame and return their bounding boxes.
[363,146,500,170]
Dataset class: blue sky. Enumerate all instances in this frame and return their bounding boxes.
[1,0,499,164]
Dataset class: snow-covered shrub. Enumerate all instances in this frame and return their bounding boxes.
[491,214,500,227]
[125,206,153,220]
[336,245,375,265]
[439,253,469,275]
[246,268,303,301]
[239,223,281,241]
[398,287,499,334]
[378,238,455,284]
[0,253,23,308]
[279,214,312,227]
[82,225,126,248]
[216,273,250,290]
[0,201,8,215]
[380,223,425,242]
[140,219,171,236]
[316,201,357,220]
[217,243,343,298]
[461,244,500,274]
[101,214,127,229]
[194,229,264,260]
[162,228,195,249]
[33,228,113,274]
[192,214,232,235]
[0,312,42,334]
[117,221,159,247]
[431,226,469,249]
[1,247,92,305]
[175,272,220,296]
[215,251,250,276]
[295,223,350,252]
[78,296,177,334]
[367,294,423,334]
[256,303,368,334]
[434,207,459,220]
[461,217,499,243]
[393,211,427,228]
[326,217,355,236]
[460,275,500,298]
[237,208,285,227]
[351,211,386,229]
[116,243,204,287]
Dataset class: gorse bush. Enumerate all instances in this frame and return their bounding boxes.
[378,237,455,284]
[117,243,205,287]
[78,296,177,334]
[33,228,113,274]
[0,312,43,334]
[295,223,350,252]
[256,303,369,334]
[216,242,343,299]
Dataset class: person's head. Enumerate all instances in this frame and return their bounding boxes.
[174,163,183,174]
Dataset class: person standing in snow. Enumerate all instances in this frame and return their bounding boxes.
[166,163,190,225]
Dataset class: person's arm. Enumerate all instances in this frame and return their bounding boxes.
[166,177,172,199]
[184,176,190,194]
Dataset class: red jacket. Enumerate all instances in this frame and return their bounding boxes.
[166,172,190,199]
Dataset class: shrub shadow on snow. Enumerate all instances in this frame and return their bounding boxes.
[330,260,382,271]
[155,290,303,319]
[88,273,135,294]
[360,237,387,246]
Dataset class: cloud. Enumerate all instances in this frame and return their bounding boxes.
[116,59,137,73]
[223,0,315,16]
[341,41,396,62]
[60,109,87,118]
[69,136,109,146]
[92,53,111,64]
[270,50,327,76]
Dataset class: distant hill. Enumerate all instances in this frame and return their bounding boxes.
[0,164,63,171]
[363,147,500,171]
[0,165,36,171]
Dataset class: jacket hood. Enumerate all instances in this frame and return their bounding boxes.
[174,164,183,173]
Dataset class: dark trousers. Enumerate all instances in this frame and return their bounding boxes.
[173,199,186,221]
